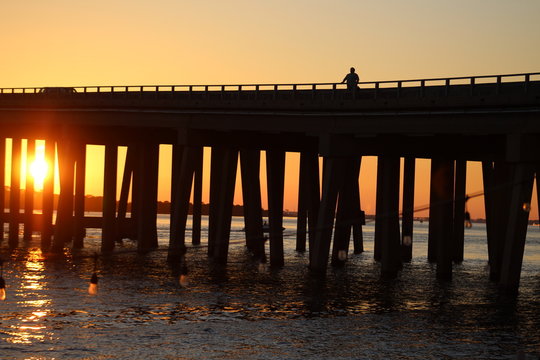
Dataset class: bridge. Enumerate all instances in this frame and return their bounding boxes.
[0,72,539,295]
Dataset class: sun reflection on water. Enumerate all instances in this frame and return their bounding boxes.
[6,248,52,345]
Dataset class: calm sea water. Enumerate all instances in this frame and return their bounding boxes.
[0,215,539,359]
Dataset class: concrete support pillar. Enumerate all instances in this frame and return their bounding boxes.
[24,139,35,241]
[41,139,55,251]
[306,152,320,257]
[377,156,402,279]
[9,138,21,248]
[135,143,159,252]
[117,145,135,240]
[482,160,497,271]
[208,148,225,257]
[373,156,385,262]
[130,145,141,240]
[266,149,286,268]
[192,147,203,245]
[427,160,438,263]
[169,146,197,262]
[0,138,5,243]
[296,152,310,252]
[73,144,86,248]
[101,144,117,252]
[331,157,361,267]
[240,149,265,260]
[351,177,364,254]
[210,148,238,264]
[309,156,346,275]
[52,139,75,253]
[452,160,467,263]
[430,159,455,280]
[401,157,415,261]
[499,163,535,296]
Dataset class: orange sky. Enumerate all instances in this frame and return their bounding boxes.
[1,0,539,219]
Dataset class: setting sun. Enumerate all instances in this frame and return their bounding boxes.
[29,144,48,191]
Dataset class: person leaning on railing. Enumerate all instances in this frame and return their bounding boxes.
[342,67,360,91]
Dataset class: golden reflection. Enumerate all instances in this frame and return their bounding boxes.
[29,142,48,191]
[22,248,45,292]
[6,248,52,345]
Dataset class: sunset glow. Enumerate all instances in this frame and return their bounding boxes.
[29,144,48,191]
[0,1,539,220]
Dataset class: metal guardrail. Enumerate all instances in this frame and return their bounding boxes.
[0,72,538,96]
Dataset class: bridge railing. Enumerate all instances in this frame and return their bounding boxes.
[1,72,538,97]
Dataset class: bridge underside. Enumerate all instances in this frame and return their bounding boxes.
[0,77,539,296]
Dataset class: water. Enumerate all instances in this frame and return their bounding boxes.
[1,216,539,359]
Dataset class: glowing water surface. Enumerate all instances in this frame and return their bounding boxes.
[0,216,539,359]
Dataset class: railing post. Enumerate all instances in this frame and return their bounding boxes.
[420,80,425,97]
[524,74,530,93]
[445,79,450,96]
[496,76,502,95]
[374,82,380,99]
[470,77,476,96]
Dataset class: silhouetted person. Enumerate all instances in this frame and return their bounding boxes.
[342,67,360,91]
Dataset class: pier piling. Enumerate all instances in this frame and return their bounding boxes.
[9,138,21,248]
[266,149,286,268]
[23,139,35,242]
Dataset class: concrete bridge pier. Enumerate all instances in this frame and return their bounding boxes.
[9,138,21,248]
[296,151,320,253]
[135,143,159,253]
[401,157,415,261]
[309,155,348,275]
[41,139,55,251]
[266,149,286,268]
[191,147,203,245]
[239,149,265,261]
[117,145,136,240]
[499,162,536,295]
[351,177,364,254]
[0,138,5,243]
[429,158,455,280]
[101,144,118,252]
[73,144,86,248]
[482,161,513,281]
[23,139,35,242]
[452,160,467,263]
[168,145,200,262]
[52,137,75,253]
[208,147,238,264]
[331,157,361,267]
[376,156,402,279]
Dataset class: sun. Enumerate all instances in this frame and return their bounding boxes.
[29,145,48,190]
